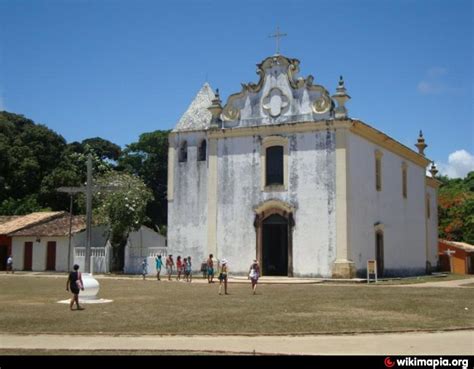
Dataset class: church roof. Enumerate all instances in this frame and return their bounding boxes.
[0,211,65,235]
[173,82,215,132]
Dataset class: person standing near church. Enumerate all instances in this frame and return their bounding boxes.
[155,255,163,281]
[141,258,148,280]
[248,260,260,295]
[6,255,13,274]
[166,255,174,281]
[218,259,229,295]
[207,254,214,283]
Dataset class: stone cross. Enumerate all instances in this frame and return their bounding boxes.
[269,26,287,55]
[57,154,116,273]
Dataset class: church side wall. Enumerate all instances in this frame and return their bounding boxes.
[167,132,208,268]
[426,185,439,269]
[347,132,427,276]
[215,131,336,277]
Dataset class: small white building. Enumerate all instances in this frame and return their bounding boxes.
[73,225,111,274]
[8,213,86,272]
[124,226,167,275]
[167,54,439,278]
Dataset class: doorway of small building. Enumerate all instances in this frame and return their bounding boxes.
[0,245,8,270]
[24,242,33,271]
[262,214,288,276]
[46,241,56,271]
[376,231,384,277]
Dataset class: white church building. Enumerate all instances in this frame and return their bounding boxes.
[167,54,439,278]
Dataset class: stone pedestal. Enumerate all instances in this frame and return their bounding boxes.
[331,260,356,279]
[81,273,100,300]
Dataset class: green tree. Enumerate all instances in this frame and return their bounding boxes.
[438,171,474,244]
[118,130,169,230]
[0,112,66,214]
[82,137,122,161]
[94,171,153,271]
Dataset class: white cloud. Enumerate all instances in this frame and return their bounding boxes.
[438,149,474,178]
[417,67,460,95]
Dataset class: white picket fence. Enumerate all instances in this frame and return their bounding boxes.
[74,246,111,274]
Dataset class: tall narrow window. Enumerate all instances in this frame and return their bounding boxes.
[266,146,284,186]
[375,150,383,191]
[426,194,431,219]
[179,141,187,163]
[198,140,207,161]
[375,231,384,277]
[402,162,408,198]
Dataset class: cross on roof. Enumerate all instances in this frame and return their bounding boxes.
[269,26,287,55]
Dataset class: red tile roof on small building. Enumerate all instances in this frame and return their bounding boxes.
[439,239,474,253]
[8,214,86,237]
[0,212,65,235]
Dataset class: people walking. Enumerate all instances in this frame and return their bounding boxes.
[6,255,13,274]
[248,260,260,295]
[155,255,163,281]
[141,258,148,280]
[176,256,183,281]
[218,259,229,295]
[66,264,84,311]
[185,256,192,282]
[166,255,174,281]
[207,254,214,283]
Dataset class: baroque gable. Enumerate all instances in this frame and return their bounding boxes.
[220,55,334,128]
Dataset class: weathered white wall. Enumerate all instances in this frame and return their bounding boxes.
[168,131,209,269]
[11,237,70,272]
[347,132,427,276]
[426,185,439,268]
[214,131,336,277]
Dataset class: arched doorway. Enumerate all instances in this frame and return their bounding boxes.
[262,214,288,275]
[254,200,294,277]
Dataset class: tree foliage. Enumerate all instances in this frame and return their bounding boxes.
[94,171,153,271]
[118,130,169,230]
[437,171,474,244]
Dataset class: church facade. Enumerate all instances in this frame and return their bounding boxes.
[167,54,439,278]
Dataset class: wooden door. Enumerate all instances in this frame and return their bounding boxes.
[0,246,7,270]
[24,242,33,271]
[46,241,56,271]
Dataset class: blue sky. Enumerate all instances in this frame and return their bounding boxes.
[0,0,472,177]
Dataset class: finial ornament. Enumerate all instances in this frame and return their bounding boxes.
[415,130,428,155]
[429,162,438,177]
[332,75,350,119]
[208,88,223,127]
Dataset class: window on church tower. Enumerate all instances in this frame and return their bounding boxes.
[426,194,431,219]
[375,152,382,191]
[198,140,207,161]
[179,141,187,163]
[402,163,408,198]
[266,146,284,186]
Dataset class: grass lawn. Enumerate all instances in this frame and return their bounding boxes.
[373,273,472,285]
[0,275,472,335]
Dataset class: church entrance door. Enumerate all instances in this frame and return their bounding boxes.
[262,214,288,276]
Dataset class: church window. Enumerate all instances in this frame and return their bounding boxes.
[426,194,431,219]
[266,146,284,186]
[179,141,187,163]
[198,140,207,161]
[402,162,408,198]
[375,150,383,191]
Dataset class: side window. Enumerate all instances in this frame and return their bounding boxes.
[402,162,408,198]
[198,140,207,161]
[375,150,383,192]
[179,141,187,163]
[266,146,284,186]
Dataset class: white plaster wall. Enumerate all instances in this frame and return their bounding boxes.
[168,131,209,269]
[11,237,70,271]
[427,185,439,268]
[215,130,336,277]
[347,132,427,276]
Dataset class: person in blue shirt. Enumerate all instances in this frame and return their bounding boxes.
[141,258,148,280]
[155,255,164,281]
